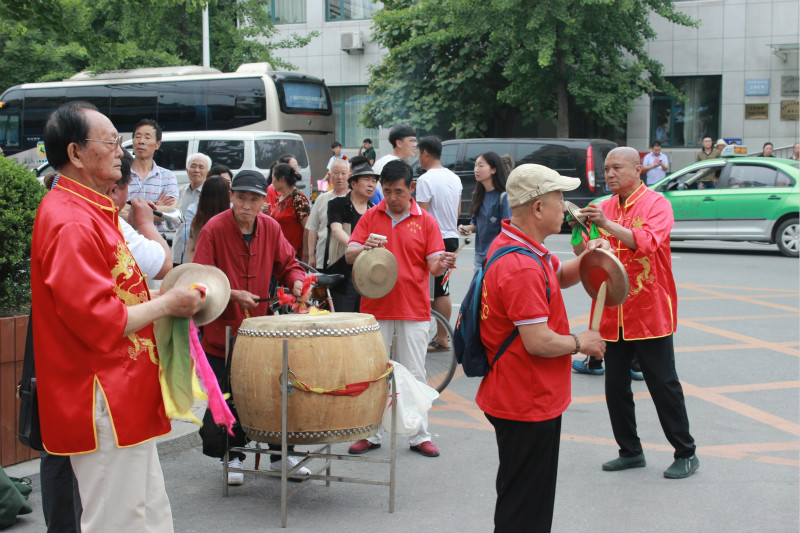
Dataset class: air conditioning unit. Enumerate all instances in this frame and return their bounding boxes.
[341,32,364,53]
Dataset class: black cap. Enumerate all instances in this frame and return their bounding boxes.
[231,170,267,196]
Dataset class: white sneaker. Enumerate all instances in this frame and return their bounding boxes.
[270,455,311,476]
[227,458,244,485]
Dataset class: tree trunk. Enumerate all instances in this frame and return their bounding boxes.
[556,51,569,138]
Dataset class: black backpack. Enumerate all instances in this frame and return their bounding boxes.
[453,245,550,377]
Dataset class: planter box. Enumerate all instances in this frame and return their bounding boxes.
[0,315,38,467]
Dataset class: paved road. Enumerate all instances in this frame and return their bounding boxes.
[8,235,799,532]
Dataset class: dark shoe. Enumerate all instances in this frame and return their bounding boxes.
[630,368,645,381]
[410,441,440,457]
[602,453,646,471]
[664,455,699,479]
[427,340,450,352]
[348,439,380,455]
[572,356,604,376]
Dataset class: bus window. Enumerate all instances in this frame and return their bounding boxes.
[276,80,331,114]
[110,85,158,134]
[23,89,66,144]
[154,141,189,172]
[234,78,266,120]
[199,140,245,170]
[255,139,308,169]
[65,86,110,116]
[157,80,206,132]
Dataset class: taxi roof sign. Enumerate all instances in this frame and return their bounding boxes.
[721,145,747,157]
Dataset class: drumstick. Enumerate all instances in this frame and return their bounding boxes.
[454,238,471,255]
[590,281,607,331]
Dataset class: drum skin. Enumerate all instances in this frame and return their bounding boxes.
[231,313,389,444]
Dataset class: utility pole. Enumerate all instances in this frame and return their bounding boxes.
[202,3,210,68]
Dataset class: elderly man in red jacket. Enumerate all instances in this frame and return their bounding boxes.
[31,101,203,533]
[193,169,308,484]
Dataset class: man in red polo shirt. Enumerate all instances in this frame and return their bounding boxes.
[477,164,607,533]
[345,159,455,458]
[577,147,698,479]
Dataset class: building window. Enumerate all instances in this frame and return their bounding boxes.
[270,0,306,24]
[327,0,378,21]
[650,76,721,148]
[329,86,378,148]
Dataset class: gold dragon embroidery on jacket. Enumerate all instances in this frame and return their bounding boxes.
[110,242,157,364]
[630,256,654,296]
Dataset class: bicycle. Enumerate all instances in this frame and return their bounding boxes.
[268,261,344,314]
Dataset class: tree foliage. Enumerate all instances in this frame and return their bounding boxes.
[363,0,697,138]
[0,156,45,316]
[0,0,315,94]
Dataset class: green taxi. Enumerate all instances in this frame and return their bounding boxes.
[596,156,799,257]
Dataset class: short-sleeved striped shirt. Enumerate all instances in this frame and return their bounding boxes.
[129,162,179,231]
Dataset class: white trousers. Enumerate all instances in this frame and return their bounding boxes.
[368,319,432,446]
[70,388,173,533]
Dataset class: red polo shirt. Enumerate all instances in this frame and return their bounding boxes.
[585,182,678,341]
[349,198,444,321]
[475,221,572,422]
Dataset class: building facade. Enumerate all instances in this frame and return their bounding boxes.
[268,0,799,165]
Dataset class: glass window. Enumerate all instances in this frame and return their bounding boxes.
[23,89,65,142]
[207,79,237,129]
[329,86,378,148]
[277,81,330,113]
[65,86,110,117]
[0,90,22,149]
[657,162,724,191]
[109,84,158,134]
[270,0,305,23]
[441,144,457,170]
[327,0,378,21]
[515,143,575,172]
[198,140,245,170]
[650,76,721,148]
[157,81,206,132]
[462,143,510,171]
[727,164,778,188]
[153,141,189,172]
[255,139,309,170]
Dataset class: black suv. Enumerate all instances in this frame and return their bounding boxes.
[434,138,617,220]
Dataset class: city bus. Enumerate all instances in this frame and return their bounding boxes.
[0,63,334,186]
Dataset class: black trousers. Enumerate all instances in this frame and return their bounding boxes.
[330,276,360,313]
[486,414,562,533]
[604,334,696,459]
[40,451,82,533]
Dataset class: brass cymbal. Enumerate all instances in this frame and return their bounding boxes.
[566,201,589,231]
[352,247,398,299]
[160,263,231,326]
[579,248,629,307]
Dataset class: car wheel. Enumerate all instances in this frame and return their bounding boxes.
[776,218,799,258]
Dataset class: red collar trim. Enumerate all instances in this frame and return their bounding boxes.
[618,181,648,210]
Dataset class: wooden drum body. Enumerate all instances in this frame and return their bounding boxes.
[231,313,389,444]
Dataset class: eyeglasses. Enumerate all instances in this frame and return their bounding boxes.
[84,136,123,148]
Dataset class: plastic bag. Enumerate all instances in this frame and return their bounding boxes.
[381,362,439,436]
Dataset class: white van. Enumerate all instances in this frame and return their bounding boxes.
[122,130,311,187]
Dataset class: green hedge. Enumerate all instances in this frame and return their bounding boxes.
[0,156,45,317]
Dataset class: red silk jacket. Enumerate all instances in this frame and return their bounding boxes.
[31,176,170,454]
[591,182,679,341]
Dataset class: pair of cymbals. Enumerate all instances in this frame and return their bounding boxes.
[352,247,398,299]
[160,264,231,326]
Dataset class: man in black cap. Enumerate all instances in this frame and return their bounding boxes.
[193,169,309,484]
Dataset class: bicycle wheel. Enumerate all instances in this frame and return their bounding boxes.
[425,310,457,393]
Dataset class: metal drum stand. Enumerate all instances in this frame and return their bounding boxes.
[222,333,397,528]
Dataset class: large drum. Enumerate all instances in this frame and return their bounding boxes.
[231,313,389,444]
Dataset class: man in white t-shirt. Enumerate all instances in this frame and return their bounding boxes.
[371,124,418,204]
[416,135,462,351]
[305,158,349,268]
[642,141,669,185]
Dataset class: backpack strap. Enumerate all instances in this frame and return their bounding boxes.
[483,245,551,370]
